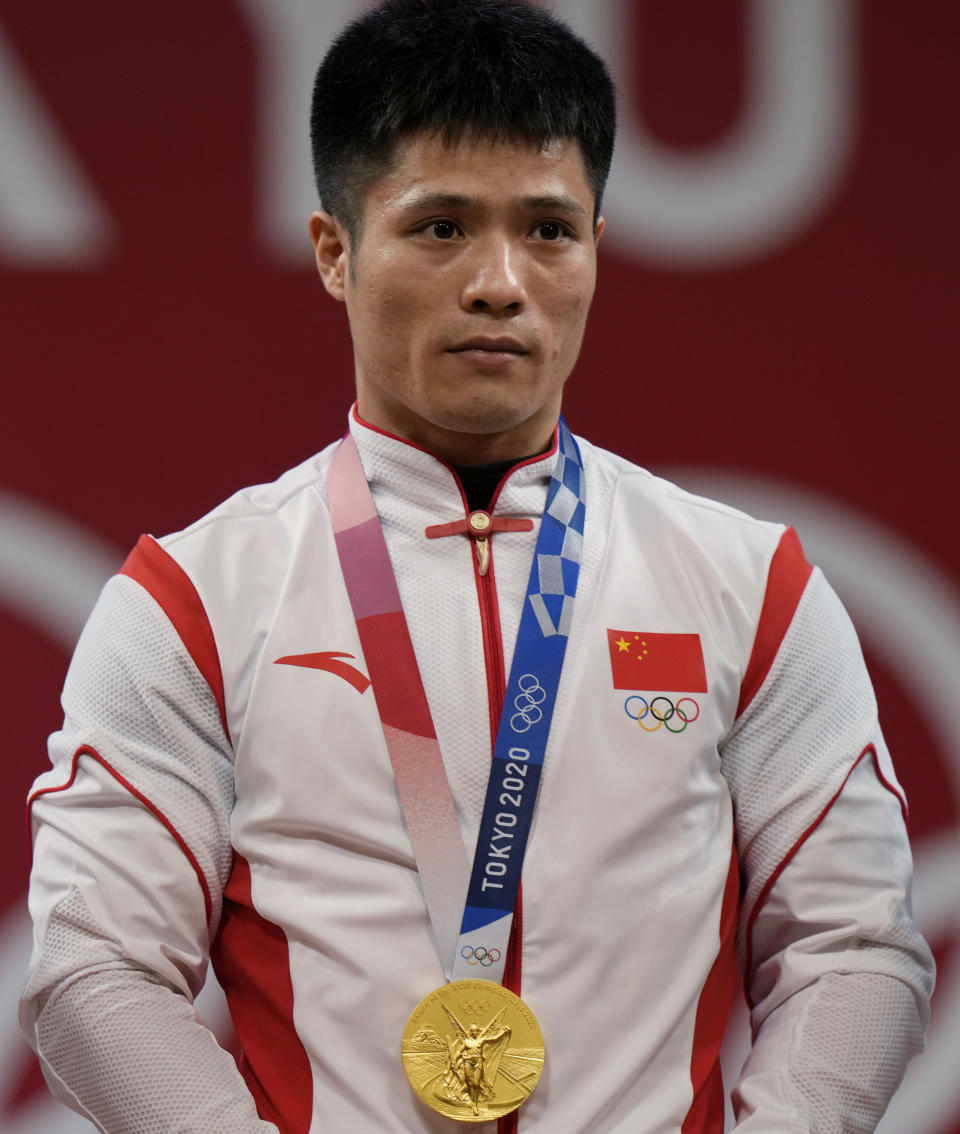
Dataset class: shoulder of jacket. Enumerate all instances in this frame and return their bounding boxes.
[578,436,786,557]
[153,441,339,560]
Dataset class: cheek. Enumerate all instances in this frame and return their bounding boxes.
[548,279,596,359]
[366,283,428,345]
[542,255,596,315]
[352,252,420,328]
[351,286,415,360]
[349,290,411,378]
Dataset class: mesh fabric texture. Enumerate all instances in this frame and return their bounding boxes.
[30,887,275,1134]
[45,573,236,928]
[784,972,925,1133]
[721,570,879,939]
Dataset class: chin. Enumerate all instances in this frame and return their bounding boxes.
[431,403,535,437]
[437,383,550,428]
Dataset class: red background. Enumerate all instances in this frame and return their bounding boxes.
[2,2,957,1130]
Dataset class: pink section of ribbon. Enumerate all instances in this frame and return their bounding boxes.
[327,431,380,533]
[328,433,470,975]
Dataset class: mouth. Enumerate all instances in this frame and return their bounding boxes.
[448,337,530,368]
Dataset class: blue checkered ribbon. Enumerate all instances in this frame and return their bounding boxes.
[528,422,586,639]
[453,418,586,979]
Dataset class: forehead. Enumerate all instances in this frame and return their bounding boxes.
[361,131,595,218]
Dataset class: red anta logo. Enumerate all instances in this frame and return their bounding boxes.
[274,651,371,694]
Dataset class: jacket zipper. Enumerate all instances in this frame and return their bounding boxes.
[475,534,507,735]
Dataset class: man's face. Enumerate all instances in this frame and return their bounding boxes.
[310,132,603,463]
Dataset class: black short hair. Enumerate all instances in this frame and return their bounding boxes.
[310,0,616,240]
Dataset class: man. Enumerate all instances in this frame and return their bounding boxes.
[22,2,933,1131]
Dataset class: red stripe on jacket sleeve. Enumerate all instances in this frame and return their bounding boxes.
[120,534,230,743]
[27,745,214,924]
[742,743,907,995]
[736,526,813,719]
[211,855,313,1131]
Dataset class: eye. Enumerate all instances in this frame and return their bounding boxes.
[532,220,571,242]
[424,219,462,240]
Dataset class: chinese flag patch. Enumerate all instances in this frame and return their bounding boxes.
[606,630,708,692]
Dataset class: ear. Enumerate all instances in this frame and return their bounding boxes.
[309,210,351,301]
[593,216,606,246]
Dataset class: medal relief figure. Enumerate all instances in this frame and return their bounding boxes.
[441,1006,512,1115]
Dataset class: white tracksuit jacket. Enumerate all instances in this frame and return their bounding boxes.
[22,412,934,1133]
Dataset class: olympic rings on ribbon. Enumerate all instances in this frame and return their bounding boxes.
[623,695,700,734]
[460,945,502,967]
[510,673,547,733]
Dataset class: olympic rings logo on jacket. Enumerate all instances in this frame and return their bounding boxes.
[624,695,700,734]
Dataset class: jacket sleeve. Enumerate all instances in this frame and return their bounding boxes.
[21,571,277,1133]
[721,556,935,1132]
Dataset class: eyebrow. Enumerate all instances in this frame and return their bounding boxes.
[523,195,588,218]
[398,192,588,218]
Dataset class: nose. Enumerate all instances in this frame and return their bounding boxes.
[460,237,527,315]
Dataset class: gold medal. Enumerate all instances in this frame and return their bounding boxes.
[401,979,545,1123]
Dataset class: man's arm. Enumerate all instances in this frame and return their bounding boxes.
[22,573,277,1132]
[721,564,934,1131]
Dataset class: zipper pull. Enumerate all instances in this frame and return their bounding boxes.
[469,511,492,576]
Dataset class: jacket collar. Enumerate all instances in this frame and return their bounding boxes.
[347,405,558,519]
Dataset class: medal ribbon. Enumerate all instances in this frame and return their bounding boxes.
[328,419,586,984]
